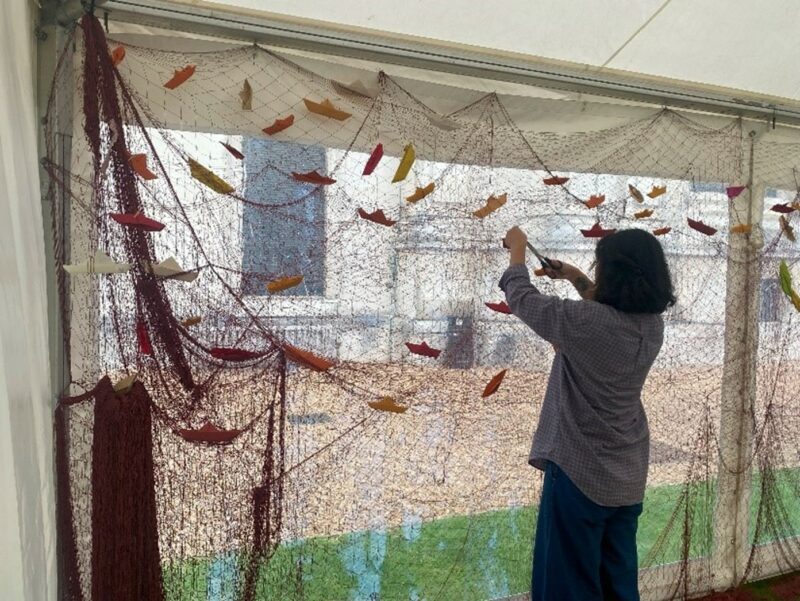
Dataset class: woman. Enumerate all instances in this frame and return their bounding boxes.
[500,226,675,601]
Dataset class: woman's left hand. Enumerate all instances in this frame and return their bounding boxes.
[504,226,527,250]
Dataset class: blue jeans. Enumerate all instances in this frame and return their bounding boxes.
[531,462,642,601]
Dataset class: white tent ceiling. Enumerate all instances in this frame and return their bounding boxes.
[194,0,800,102]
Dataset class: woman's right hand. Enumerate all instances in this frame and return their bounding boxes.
[541,260,577,280]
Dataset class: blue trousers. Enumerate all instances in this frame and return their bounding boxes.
[531,462,642,601]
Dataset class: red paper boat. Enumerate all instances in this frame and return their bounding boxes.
[687,218,717,236]
[292,170,336,185]
[652,227,672,236]
[283,343,334,371]
[110,212,165,232]
[137,320,153,355]
[580,222,617,238]
[485,301,512,314]
[358,208,396,227]
[179,422,242,444]
[363,143,384,175]
[405,341,441,359]
[210,347,264,362]
[110,46,125,67]
[129,153,157,180]
[262,115,294,135]
[482,369,507,398]
[164,65,196,89]
[771,203,795,214]
[543,176,569,186]
[220,142,244,160]
[726,185,746,199]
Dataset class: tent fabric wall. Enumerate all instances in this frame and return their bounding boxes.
[0,1,57,601]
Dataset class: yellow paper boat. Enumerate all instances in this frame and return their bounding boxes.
[267,275,304,294]
[144,257,199,282]
[63,250,130,275]
[473,193,507,218]
[392,144,416,183]
[731,223,752,234]
[239,78,252,110]
[628,184,644,203]
[188,158,235,195]
[647,185,667,199]
[406,182,435,203]
[368,396,408,414]
[634,208,653,219]
[303,98,352,121]
[113,373,138,393]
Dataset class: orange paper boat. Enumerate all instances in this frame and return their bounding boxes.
[473,193,507,218]
[485,301,512,314]
[303,98,352,121]
[652,227,672,236]
[687,218,717,236]
[181,316,202,327]
[292,170,336,185]
[164,65,195,89]
[731,223,752,234]
[110,46,125,67]
[482,369,507,398]
[543,176,569,186]
[358,208,397,227]
[368,396,408,414]
[220,141,244,160]
[634,208,654,220]
[585,194,605,209]
[647,185,666,198]
[263,115,295,136]
[267,275,304,293]
[283,343,334,371]
[628,184,644,203]
[406,183,435,203]
[179,422,242,444]
[580,222,616,238]
[129,153,157,180]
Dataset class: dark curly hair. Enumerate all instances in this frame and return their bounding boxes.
[593,229,676,314]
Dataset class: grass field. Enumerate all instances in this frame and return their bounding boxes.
[162,469,800,601]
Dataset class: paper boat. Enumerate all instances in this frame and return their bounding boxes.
[292,170,336,185]
[726,185,747,199]
[731,223,752,234]
[113,373,137,393]
[634,208,653,220]
[473,193,507,218]
[110,46,125,67]
[129,153,157,180]
[179,422,242,444]
[239,79,252,111]
[543,176,569,186]
[771,203,795,214]
[63,251,131,275]
[406,183,435,203]
[332,79,376,98]
[652,227,672,236]
[405,341,441,359]
[303,98,352,121]
[687,218,717,236]
[482,369,507,398]
[585,194,605,209]
[358,208,397,227]
[220,142,244,160]
[485,301,512,314]
[647,185,666,198]
[427,114,459,131]
[283,343,334,371]
[164,65,195,89]
[266,275,304,293]
[580,223,616,238]
[262,115,294,135]
[392,144,416,183]
[181,316,202,327]
[188,158,235,195]
[145,257,199,282]
[628,184,644,203]
[110,212,165,232]
[368,396,408,414]
[210,347,265,362]
[363,143,384,175]
[780,216,795,242]
[137,320,153,355]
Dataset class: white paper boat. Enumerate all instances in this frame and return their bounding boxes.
[427,114,459,131]
[144,257,199,282]
[63,251,130,274]
[332,79,376,98]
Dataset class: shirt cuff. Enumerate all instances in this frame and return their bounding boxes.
[499,263,530,292]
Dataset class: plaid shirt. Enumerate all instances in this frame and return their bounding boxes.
[500,264,663,506]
